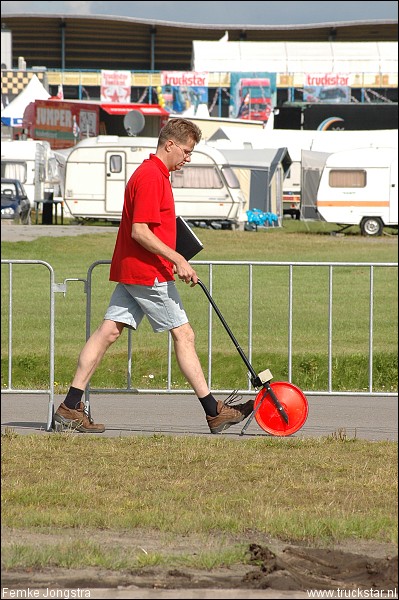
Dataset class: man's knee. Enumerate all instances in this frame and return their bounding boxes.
[171,322,195,345]
[99,320,124,345]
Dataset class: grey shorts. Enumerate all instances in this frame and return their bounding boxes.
[104,281,189,333]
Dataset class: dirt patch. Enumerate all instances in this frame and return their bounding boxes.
[244,543,398,591]
[1,529,397,592]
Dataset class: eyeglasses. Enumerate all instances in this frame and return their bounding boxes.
[173,141,193,159]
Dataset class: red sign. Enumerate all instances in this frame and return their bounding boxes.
[23,100,169,148]
[23,100,100,149]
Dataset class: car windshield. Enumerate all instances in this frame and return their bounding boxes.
[1,183,17,197]
[1,180,27,197]
[241,86,271,99]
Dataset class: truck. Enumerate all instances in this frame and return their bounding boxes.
[1,139,62,207]
[316,146,398,236]
[57,135,247,227]
[236,78,272,122]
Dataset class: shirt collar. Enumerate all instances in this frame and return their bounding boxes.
[149,153,170,178]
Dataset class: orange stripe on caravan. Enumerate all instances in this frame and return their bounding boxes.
[317,201,390,207]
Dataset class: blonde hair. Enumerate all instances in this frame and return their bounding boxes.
[158,118,202,148]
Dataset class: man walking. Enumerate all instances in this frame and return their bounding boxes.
[55,119,253,434]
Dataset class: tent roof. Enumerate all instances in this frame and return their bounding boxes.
[192,40,398,72]
[1,75,50,126]
[208,126,399,158]
[2,15,396,71]
[218,147,292,176]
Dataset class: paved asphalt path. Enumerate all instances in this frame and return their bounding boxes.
[1,392,397,440]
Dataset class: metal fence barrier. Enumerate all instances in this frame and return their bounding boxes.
[1,259,397,432]
[1,260,58,431]
[83,260,398,404]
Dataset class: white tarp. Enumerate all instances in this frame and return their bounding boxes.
[192,41,398,74]
[1,75,50,127]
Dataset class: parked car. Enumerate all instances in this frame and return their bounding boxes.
[1,178,31,224]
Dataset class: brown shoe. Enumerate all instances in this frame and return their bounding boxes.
[54,402,105,433]
[206,392,254,434]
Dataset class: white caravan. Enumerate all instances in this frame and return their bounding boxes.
[58,136,247,226]
[316,146,398,236]
[1,139,62,207]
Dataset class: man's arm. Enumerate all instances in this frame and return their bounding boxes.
[131,222,198,285]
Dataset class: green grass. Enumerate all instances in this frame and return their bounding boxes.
[2,539,247,571]
[1,223,398,392]
[1,432,397,570]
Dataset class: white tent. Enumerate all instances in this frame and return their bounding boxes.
[1,75,50,127]
[215,146,292,219]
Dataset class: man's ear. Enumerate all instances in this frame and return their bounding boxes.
[165,140,173,153]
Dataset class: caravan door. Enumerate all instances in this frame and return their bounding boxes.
[105,151,126,213]
[389,158,398,226]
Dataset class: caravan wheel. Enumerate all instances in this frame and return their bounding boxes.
[360,217,383,237]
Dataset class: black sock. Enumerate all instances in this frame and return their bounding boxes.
[63,386,84,409]
[198,393,218,417]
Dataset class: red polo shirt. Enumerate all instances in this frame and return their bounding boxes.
[109,154,176,285]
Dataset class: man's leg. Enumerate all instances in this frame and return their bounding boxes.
[71,319,125,390]
[171,322,210,398]
[171,322,254,434]
[55,320,124,433]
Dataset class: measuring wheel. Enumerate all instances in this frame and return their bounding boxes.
[254,382,308,436]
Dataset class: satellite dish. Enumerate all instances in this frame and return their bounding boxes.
[123,110,145,136]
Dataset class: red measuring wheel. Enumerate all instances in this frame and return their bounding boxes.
[254,382,309,436]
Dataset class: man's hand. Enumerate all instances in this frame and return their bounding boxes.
[173,258,198,286]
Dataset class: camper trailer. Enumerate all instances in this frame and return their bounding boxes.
[1,139,61,206]
[59,136,247,227]
[316,147,398,236]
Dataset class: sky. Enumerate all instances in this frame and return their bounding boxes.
[1,1,398,26]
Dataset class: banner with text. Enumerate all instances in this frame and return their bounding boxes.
[101,70,131,103]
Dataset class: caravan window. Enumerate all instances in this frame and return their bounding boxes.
[171,166,223,189]
[329,169,367,188]
[109,155,122,174]
[1,161,27,183]
[221,167,240,189]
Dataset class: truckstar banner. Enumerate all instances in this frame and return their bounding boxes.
[101,70,131,103]
[303,73,351,103]
[159,71,209,114]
